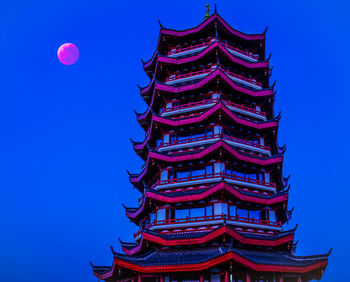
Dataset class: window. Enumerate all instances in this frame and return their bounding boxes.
[170,128,214,144]
[192,168,205,177]
[190,207,205,218]
[237,208,249,218]
[192,131,204,139]
[176,169,190,179]
[149,212,156,223]
[229,205,236,217]
[235,171,245,178]
[246,173,257,180]
[170,165,214,181]
[178,133,189,142]
[269,210,276,222]
[175,209,189,219]
[205,165,213,175]
[225,166,261,180]
[249,210,261,220]
[206,205,213,216]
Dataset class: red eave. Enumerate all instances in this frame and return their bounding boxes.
[161,14,265,41]
[133,102,277,155]
[151,103,278,129]
[141,69,273,104]
[143,13,265,72]
[149,140,282,166]
[128,181,287,216]
[130,139,281,185]
[122,226,294,255]
[126,182,288,221]
[94,252,327,279]
[145,41,269,75]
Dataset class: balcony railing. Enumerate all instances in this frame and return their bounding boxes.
[147,214,281,229]
[158,133,270,152]
[220,68,262,88]
[165,66,262,89]
[132,214,281,238]
[161,97,266,119]
[167,40,214,57]
[221,42,259,61]
[152,172,275,189]
[166,68,213,83]
[167,39,258,61]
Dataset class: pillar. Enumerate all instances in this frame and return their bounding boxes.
[137,274,142,282]
[200,275,204,282]
[297,275,302,282]
[224,271,229,282]
[246,273,251,282]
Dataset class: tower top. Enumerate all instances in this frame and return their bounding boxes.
[204,4,210,21]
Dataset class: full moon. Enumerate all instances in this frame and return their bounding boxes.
[57,43,79,65]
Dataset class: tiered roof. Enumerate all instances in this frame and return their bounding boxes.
[92,7,330,282]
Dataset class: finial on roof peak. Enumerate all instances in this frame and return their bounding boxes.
[204,4,210,21]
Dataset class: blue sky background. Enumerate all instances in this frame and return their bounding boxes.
[1,0,349,281]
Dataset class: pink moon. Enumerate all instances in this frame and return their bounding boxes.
[57,43,79,65]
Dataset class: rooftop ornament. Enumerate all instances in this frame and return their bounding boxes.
[204,4,210,21]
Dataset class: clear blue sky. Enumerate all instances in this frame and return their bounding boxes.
[1,0,349,281]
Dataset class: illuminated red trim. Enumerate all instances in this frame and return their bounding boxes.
[160,14,265,40]
[153,102,277,129]
[148,140,282,165]
[141,69,273,102]
[126,182,287,221]
[143,14,265,70]
[122,226,294,255]
[94,252,327,279]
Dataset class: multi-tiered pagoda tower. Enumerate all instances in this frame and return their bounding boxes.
[91,7,330,282]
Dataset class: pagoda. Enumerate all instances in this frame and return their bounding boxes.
[91,6,331,282]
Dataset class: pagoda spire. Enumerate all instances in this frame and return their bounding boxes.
[204,4,210,21]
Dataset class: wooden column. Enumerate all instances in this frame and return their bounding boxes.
[246,273,251,282]
[200,275,204,282]
[279,275,283,282]
[160,274,164,282]
[297,274,302,282]
[138,274,142,282]
[224,271,229,282]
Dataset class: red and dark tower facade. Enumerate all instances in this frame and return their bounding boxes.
[92,7,330,282]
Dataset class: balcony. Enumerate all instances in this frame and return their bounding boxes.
[152,172,276,192]
[133,214,281,239]
[167,38,259,62]
[221,41,259,62]
[161,97,266,121]
[165,66,262,90]
[220,68,262,90]
[158,133,270,156]
[165,67,214,85]
[167,39,215,58]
